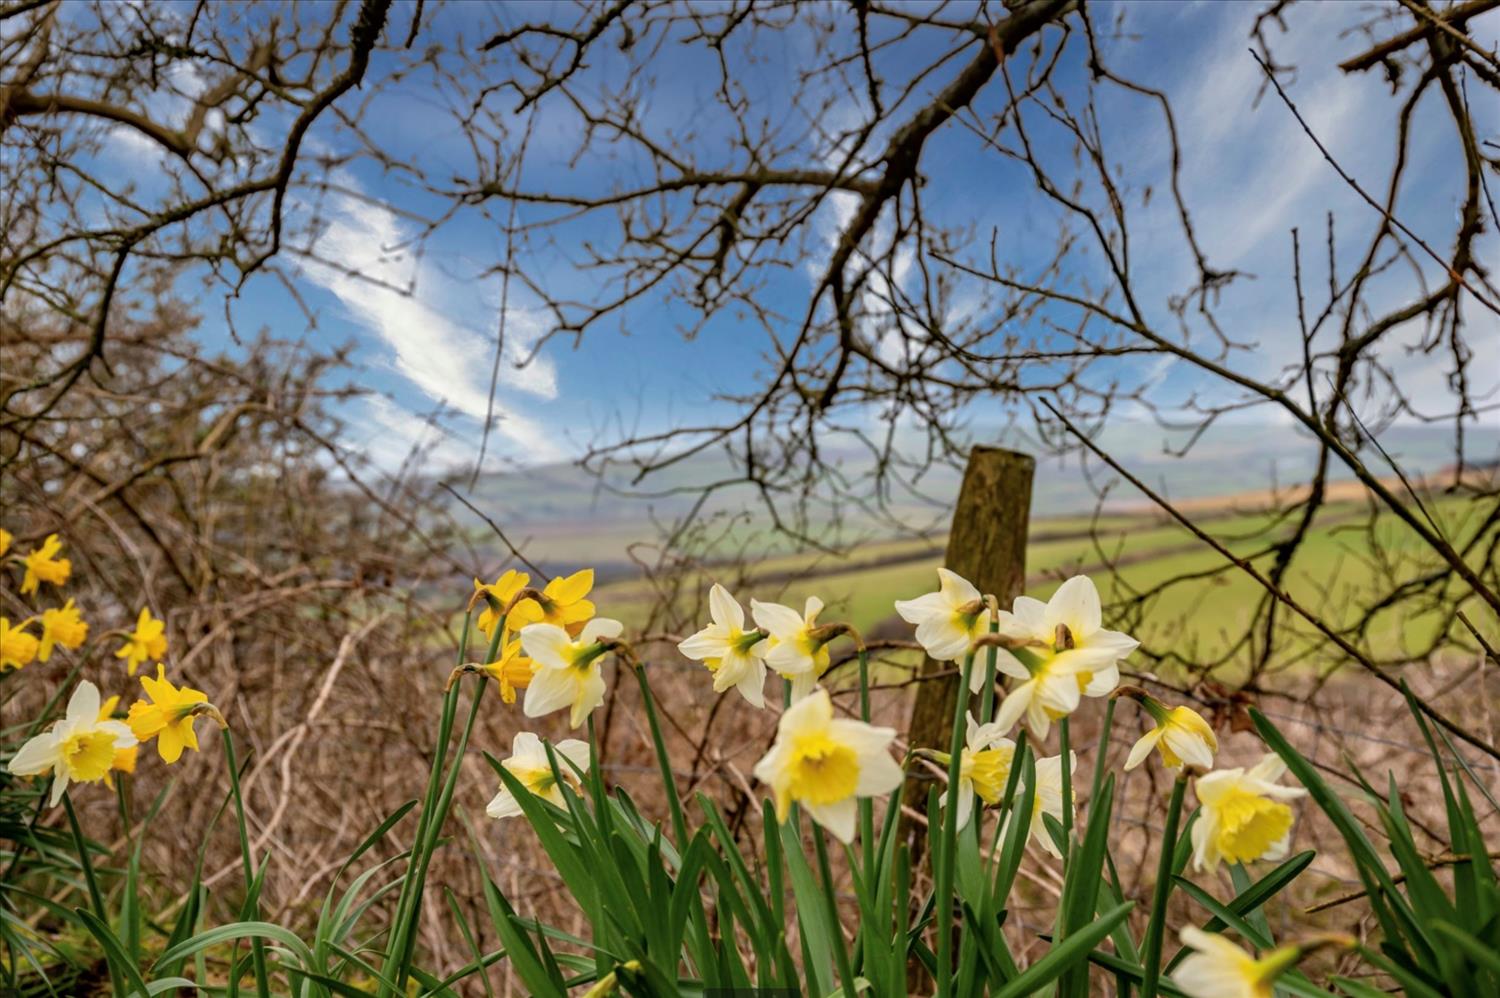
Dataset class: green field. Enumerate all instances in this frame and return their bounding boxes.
[592,495,1498,680]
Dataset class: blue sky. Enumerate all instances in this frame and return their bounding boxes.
[101,0,1500,476]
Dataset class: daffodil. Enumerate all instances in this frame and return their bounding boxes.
[8,680,137,805]
[1,617,39,672]
[485,732,589,819]
[751,596,831,700]
[994,652,1086,739]
[752,688,903,843]
[127,665,210,763]
[1123,693,1217,772]
[482,635,536,704]
[1172,927,1300,998]
[894,568,990,664]
[0,527,11,556]
[520,617,624,728]
[97,695,139,787]
[678,584,770,707]
[1002,751,1076,859]
[939,712,1015,831]
[38,599,88,662]
[508,568,596,636]
[995,575,1137,699]
[115,607,168,676]
[473,569,531,639]
[1191,754,1306,872]
[20,534,71,595]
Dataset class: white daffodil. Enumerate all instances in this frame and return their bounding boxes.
[991,645,1097,739]
[995,575,1137,699]
[1191,754,1307,872]
[752,688,903,843]
[520,618,624,729]
[1173,927,1301,998]
[8,680,137,806]
[486,732,590,819]
[751,596,830,701]
[1123,696,1218,772]
[894,568,990,666]
[1001,751,1076,859]
[939,712,1016,831]
[678,584,769,708]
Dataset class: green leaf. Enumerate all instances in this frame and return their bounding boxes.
[1058,773,1116,998]
[1250,710,1423,954]
[74,908,150,997]
[1331,977,1398,998]
[1163,850,1315,973]
[1431,919,1500,978]
[992,901,1133,998]
[780,815,833,997]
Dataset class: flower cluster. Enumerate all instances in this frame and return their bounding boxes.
[3,530,219,806]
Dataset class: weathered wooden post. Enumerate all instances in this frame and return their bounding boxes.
[902,446,1033,855]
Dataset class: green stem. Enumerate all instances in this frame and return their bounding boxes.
[61,792,107,919]
[632,662,688,847]
[394,677,488,992]
[221,728,270,998]
[857,647,875,885]
[1089,698,1116,808]
[1059,716,1073,866]
[63,793,126,997]
[813,826,857,998]
[935,652,975,998]
[979,615,999,724]
[856,646,870,722]
[382,608,482,997]
[1141,774,1189,998]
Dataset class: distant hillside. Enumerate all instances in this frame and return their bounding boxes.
[443,421,1498,576]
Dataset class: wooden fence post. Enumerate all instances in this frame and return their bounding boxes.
[902,446,1034,855]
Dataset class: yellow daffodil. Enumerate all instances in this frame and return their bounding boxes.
[8,680,137,806]
[1123,693,1218,772]
[751,596,831,700]
[115,607,168,676]
[939,712,1016,831]
[894,568,990,664]
[995,575,1137,699]
[20,534,71,595]
[482,635,536,704]
[752,688,903,843]
[473,569,531,639]
[97,695,139,787]
[678,584,769,707]
[519,617,624,728]
[127,665,210,763]
[1173,927,1299,998]
[38,599,88,662]
[1191,754,1306,872]
[508,568,596,636]
[0,527,11,556]
[485,732,589,819]
[1001,751,1076,859]
[1,617,40,672]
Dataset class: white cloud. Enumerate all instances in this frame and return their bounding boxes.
[295,186,564,466]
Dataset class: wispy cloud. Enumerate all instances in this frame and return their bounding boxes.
[294,184,564,466]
